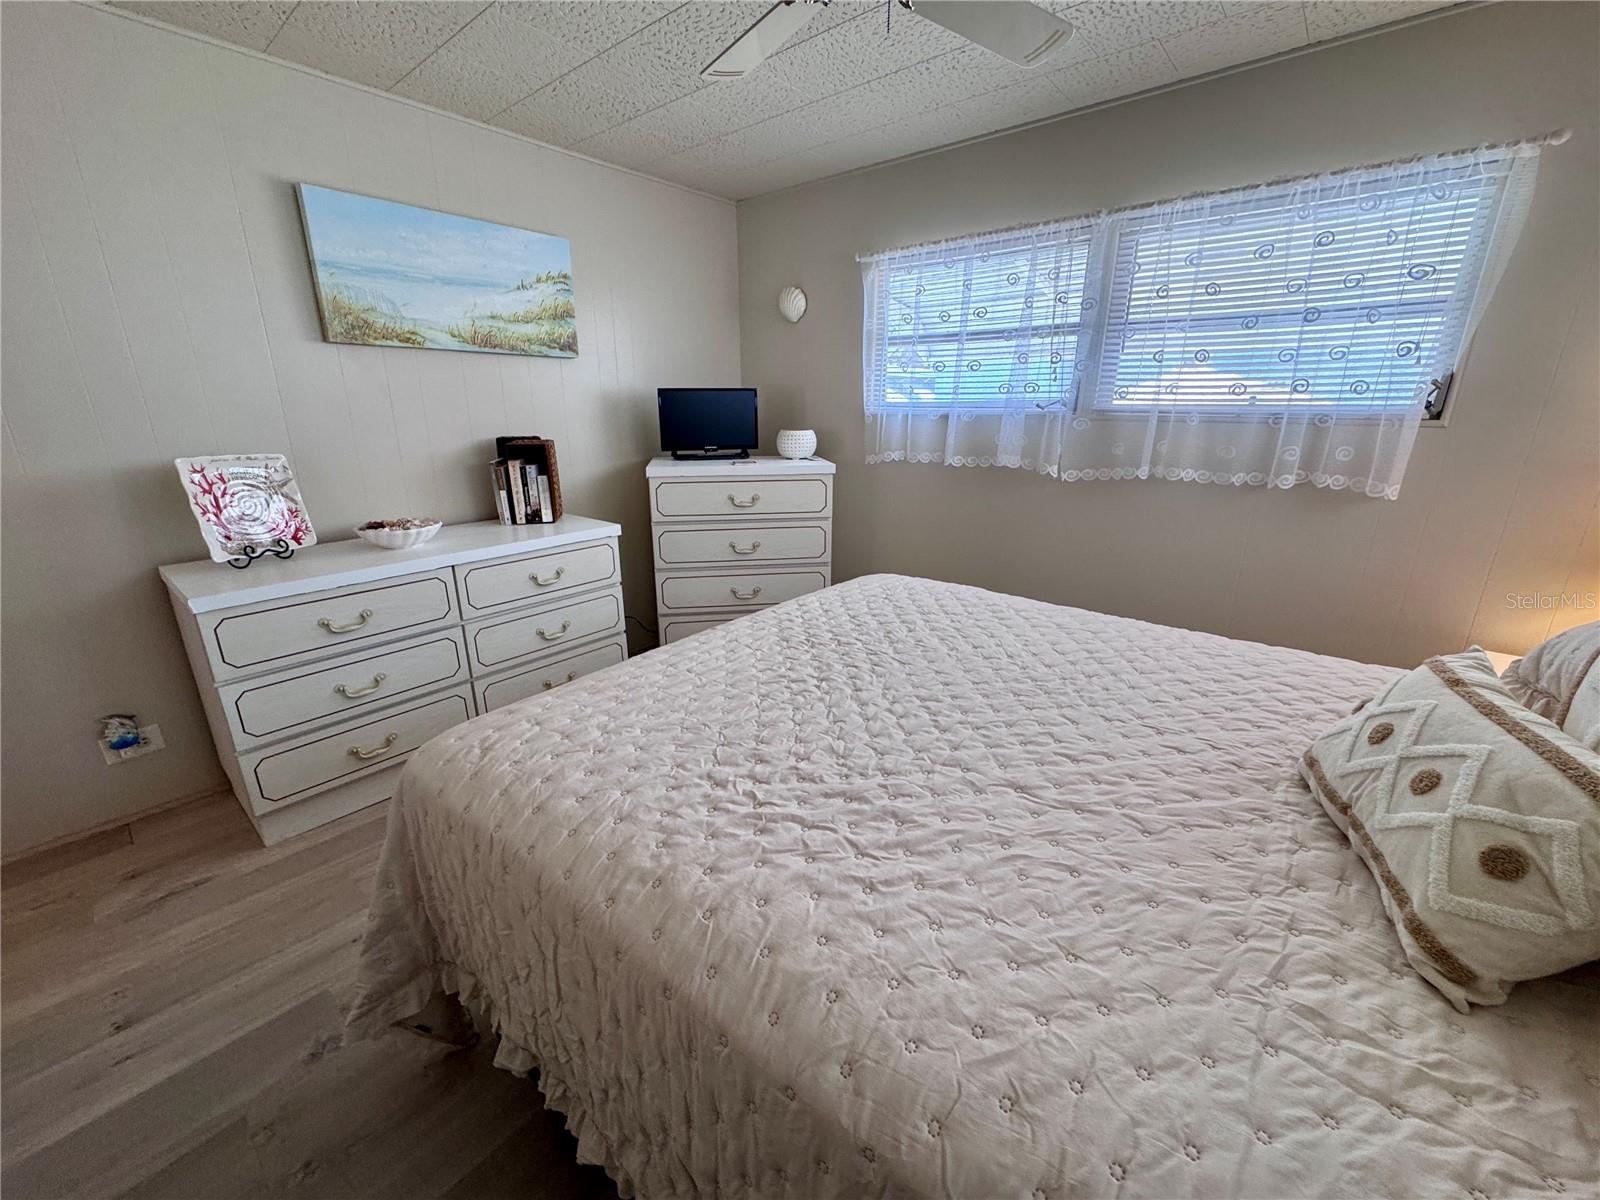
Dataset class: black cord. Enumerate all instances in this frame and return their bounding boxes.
[626,614,658,640]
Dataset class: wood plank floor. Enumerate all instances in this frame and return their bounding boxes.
[1,794,620,1200]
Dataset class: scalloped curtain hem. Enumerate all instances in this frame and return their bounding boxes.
[866,452,1399,498]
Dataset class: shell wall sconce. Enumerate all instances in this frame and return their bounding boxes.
[778,286,807,323]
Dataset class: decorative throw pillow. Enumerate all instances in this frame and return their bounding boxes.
[1302,648,1600,1011]
[1501,621,1600,749]
[1564,669,1600,753]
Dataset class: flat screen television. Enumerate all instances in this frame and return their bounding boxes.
[657,388,758,460]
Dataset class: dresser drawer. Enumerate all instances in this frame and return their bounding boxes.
[467,590,624,672]
[655,523,828,567]
[207,571,456,677]
[243,686,473,813]
[650,478,830,520]
[475,637,627,712]
[660,614,739,644]
[657,569,827,612]
[220,631,468,747]
[458,540,618,615]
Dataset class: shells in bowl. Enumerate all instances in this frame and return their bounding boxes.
[354,517,442,550]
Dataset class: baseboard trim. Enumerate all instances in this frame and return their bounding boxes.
[2,784,232,868]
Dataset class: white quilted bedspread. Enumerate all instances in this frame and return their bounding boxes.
[349,575,1599,1200]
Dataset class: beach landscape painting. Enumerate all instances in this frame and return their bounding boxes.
[296,184,577,358]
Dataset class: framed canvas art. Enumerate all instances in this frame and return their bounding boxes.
[296,184,577,358]
[176,454,317,565]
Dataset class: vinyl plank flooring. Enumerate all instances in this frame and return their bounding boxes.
[0,793,620,1200]
[439,1109,619,1200]
[0,826,133,889]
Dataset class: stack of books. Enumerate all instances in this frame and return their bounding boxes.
[490,436,564,525]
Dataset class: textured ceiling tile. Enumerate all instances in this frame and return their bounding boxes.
[728,96,1054,200]
[699,95,866,162]
[929,40,1096,103]
[610,2,768,87]
[816,105,979,168]
[772,58,1012,152]
[108,1,295,51]
[732,107,973,197]
[722,155,833,198]
[680,109,829,170]
[789,0,882,40]
[574,74,809,163]
[508,2,757,140]
[567,117,706,170]
[782,61,994,141]
[951,74,1076,134]
[834,48,1037,119]
[526,0,680,56]
[1050,40,1181,108]
[1066,1,1227,55]
[663,72,812,135]
[390,2,591,120]
[496,70,638,145]
[1305,0,1454,42]
[264,2,489,90]
[504,57,676,143]
[644,142,766,195]
[113,0,1468,203]
[763,8,970,104]
[745,142,877,189]
[715,0,883,60]
[1162,2,1307,75]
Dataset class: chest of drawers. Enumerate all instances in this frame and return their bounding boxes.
[645,455,835,645]
[161,516,625,845]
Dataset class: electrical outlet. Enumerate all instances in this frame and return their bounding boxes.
[101,723,165,765]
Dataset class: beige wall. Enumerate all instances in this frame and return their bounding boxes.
[739,1,1598,670]
[0,2,740,853]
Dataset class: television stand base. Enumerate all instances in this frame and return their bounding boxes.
[670,449,752,461]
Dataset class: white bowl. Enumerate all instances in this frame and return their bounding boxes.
[354,521,442,550]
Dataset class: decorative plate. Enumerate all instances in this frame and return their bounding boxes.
[175,454,317,564]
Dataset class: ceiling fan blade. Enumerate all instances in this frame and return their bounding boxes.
[911,1,1075,68]
[701,1,826,81]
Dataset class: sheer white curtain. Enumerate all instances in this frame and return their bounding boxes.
[861,140,1543,498]
[862,215,1098,473]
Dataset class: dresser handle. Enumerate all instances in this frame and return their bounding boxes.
[529,566,566,586]
[536,620,572,641]
[542,671,579,691]
[729,541,761,555]
[727,493,761,508]
[318,608,373,634]
[729,586,763,600]
[347,732,398,760]
[334,672,388,698]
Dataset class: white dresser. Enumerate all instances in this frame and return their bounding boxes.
[161,516,625,845]
[646,455,834,645]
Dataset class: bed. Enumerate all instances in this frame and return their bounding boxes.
[348,574,1599,1199]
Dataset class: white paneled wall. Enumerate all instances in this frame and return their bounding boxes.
[0,2,739,854]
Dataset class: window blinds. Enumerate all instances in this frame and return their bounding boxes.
[859,138,1544,497]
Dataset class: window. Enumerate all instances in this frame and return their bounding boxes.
[1090,163,1522,415]
[859,139,1542,496]
[865,220,1096,412]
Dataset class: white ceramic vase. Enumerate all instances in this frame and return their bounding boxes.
[776,429,818,460]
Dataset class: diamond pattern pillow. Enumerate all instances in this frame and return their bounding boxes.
[1302,648,1600,1010]
[1502,621,1600,751]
